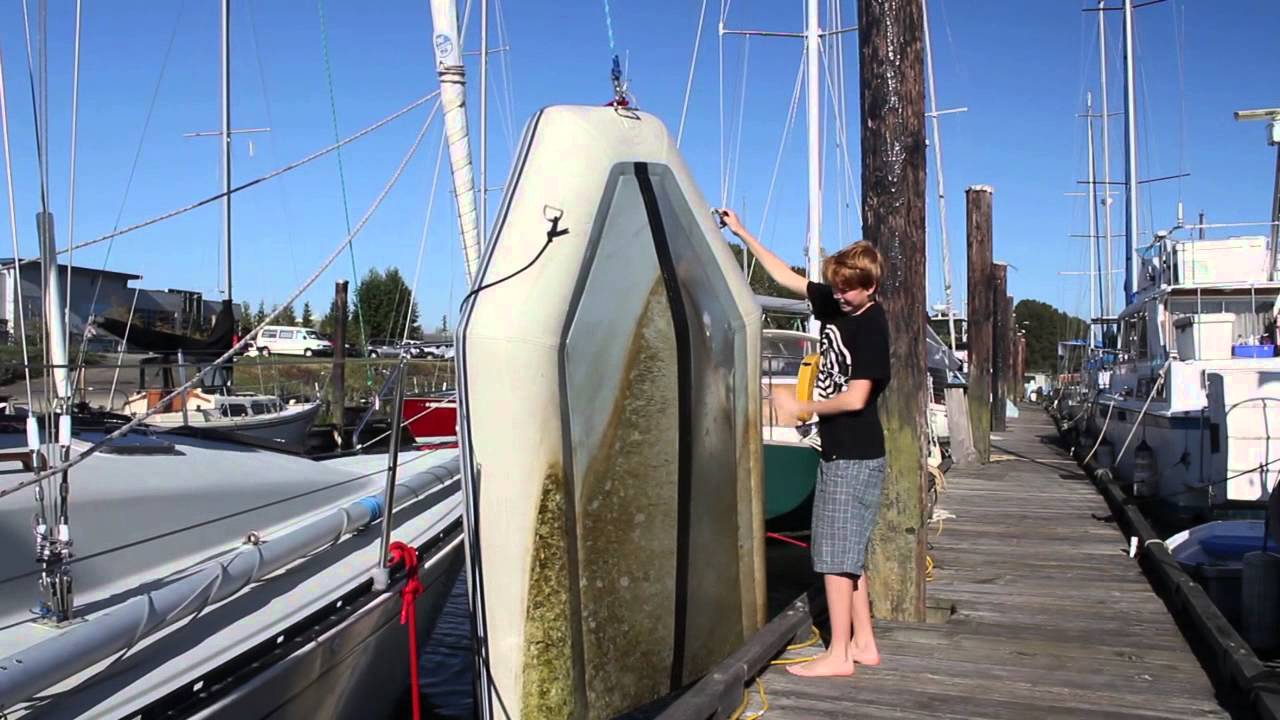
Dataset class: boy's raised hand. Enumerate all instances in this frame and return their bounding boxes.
[719,208,746,237]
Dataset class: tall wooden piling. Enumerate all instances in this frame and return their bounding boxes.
[858,0,927,622]
[965,186,993,462]
[1014,334,1026,401]
[991,264,1008,433]
[332,280,348,449]
[1008,307,1021,404]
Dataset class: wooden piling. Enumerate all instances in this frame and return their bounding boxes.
[1016,335,1027,402]
[944,385,978,466]
[991,264,1008,433]
[1008,305,1021,404]
[332,280,348,449]
[857,0,928,622]
[965,186,993,462]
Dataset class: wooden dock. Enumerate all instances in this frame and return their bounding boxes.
[747,409,1236,719]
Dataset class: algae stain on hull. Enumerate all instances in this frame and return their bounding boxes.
[576,279,680,719]
[521,463,577,719]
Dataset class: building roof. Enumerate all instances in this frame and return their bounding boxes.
[0,258,142,280]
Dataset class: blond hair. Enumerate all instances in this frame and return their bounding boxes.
[823,240,882,292]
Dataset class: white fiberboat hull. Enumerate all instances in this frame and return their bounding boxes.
[459,105,765,720]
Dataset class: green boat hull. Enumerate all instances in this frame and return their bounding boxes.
[764,442,818,519]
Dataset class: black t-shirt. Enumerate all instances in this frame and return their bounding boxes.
[806,281,891,460]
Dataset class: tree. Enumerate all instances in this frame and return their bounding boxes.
[253,301,267,328]
[319,297,349,337]
[355,266,421,340]
[1014,299,1088,373]
[724,242,807,299]
[274,303,298,326]
[301,301,314,328]
[239,301,253,336]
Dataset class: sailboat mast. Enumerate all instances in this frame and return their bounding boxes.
[1085,92,1099,346]
[922,0,958,353]
[805,0,821,332]
[429,0,482,284]
[221,0,232,302]
[1097,1,1115,318]
[1122,0,1139,303]
[479,0,488,261]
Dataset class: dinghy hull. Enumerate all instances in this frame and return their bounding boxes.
[459,106,766,719]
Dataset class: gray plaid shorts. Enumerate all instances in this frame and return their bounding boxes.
[811,457,886,576]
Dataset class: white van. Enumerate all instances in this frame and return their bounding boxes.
[254,326,333,357]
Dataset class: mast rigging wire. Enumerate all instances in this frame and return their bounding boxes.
[747,55,805,282]
[401,133,449,344]
[70,1,187,379]
[675,0,709,147]
[0,99,442,503]
[0,46,35,419]
[317,0,373,364]
[42,91,439,261]
[64,0,82,383]
[726,37,750,209]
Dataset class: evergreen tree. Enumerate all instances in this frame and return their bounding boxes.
[355,266,421,339]
[274,303,298,326]
[301,301,314,328]
[319,298,348,337]
[238,301,254,336]
[1014,299,1089,372]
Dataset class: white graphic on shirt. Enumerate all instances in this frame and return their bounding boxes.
[798,322,853,454]
[815,323,853,401]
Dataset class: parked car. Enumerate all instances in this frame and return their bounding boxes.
[420,343,454,360]
[366,338,410,358]
[254,326,333,357]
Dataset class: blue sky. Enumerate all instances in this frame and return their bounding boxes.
[0,0,1276,332]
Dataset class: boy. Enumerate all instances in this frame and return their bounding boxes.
[720,208,890,678]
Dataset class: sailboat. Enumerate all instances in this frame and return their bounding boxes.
[86,3,322,450]
[0,2,467,716]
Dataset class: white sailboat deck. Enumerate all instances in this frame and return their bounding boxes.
[0,438,462,718]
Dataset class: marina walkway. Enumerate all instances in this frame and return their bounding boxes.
[750,408,1235,719]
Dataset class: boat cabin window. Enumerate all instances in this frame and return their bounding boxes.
[251,402,269,415]
[761,334,817,377]
[1122,313,1148,360]
[1168,295,1278,344]
[227,403,248,417]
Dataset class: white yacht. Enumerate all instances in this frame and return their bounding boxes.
[1091,234,1280,518]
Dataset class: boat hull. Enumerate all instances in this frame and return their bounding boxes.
[763,440,817,521]
[403,397,458,445]
[142,402,322,452]
[193,535,465,720]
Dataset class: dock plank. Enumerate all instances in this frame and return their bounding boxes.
[751,408,1234,719]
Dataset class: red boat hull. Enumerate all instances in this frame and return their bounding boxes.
[402,396,458,448]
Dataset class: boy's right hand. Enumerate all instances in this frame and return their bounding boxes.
[718,208,746,237]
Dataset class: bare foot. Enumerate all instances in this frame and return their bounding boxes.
[848,644,881,666]
[786,651,855,678]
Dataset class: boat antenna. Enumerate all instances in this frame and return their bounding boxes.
[600,0,631,107]
[1233,107,1280,279]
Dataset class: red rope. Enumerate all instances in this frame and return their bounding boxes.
[766,532,809,549]
[388,541,424,720]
